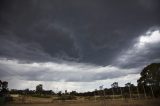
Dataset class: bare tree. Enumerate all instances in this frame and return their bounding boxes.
[111,82,118,100]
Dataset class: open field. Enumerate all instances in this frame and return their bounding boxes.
[4,98,160,106]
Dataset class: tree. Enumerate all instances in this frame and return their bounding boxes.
[0,80,2,91]
[124,82,135,99]
[0,80,8,96]
[137,63,160,86]
[125,82,134,88]
[137,63,160,97]
[111,82,119,96]
[70,91,77,96]
[111,82,118,88]
[36,84,43,93]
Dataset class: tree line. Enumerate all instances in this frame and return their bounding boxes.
[1,63,160,100]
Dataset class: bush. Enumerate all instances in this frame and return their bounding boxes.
[57,95,76,100]
[0,96,13,104]
[31,94,51,98]
[0,97,5,104]
[5,96,13,102]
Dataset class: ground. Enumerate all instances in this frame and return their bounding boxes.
[4,98,160,106]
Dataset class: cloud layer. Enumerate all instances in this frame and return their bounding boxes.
[0,58,140,92]
[0,58,139,82]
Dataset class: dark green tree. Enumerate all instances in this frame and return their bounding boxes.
[36,84,43,94]
[137,63,160,97]
[137,63,160,86]
[111,82,118,88]
[125,82,134,88]
[0,80,8,96]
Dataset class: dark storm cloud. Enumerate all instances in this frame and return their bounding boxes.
[0,0,160,66]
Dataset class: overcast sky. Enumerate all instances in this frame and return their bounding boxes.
[0,0,160,92]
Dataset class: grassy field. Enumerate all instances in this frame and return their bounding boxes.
[4,96,160,106]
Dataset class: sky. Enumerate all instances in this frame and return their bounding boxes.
[0,0,160,92]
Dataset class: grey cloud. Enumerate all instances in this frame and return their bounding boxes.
[114,28,160,68]
[138,0,160,11]
[0,0,160,66]
[0,59,139,82]
[0,38,54,62]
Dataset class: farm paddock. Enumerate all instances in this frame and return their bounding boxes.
[4,99,160,106]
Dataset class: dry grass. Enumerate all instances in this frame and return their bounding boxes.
[5,97,160,106]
